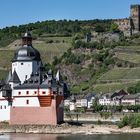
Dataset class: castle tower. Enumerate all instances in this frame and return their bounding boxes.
[12,32,42,84]
[130,4,140,32]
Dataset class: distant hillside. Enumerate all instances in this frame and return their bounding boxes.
[52,34,140,94]
[0,19,112,48]
[1,19,140,94]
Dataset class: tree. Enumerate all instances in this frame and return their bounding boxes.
[94,24,105,32]
[110,22,119,33]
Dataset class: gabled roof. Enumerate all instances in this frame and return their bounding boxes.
[122,94,139,100]
[9,70,21,83]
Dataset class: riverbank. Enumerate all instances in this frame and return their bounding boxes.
[0,123,140,135]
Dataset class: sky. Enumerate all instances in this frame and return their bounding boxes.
[0,0,140,28]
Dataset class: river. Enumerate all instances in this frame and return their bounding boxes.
[0,133,140,140]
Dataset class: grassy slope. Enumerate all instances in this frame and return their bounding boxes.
[0,36,72,69]
[92,81,138,93]
[33,36,72,63]
[1,35,140,94]
[0,70,8,80]
[115,45,140,64]
[98,68,140,81]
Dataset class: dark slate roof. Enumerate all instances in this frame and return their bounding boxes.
[9,71,21,83]
[1,84,12,91]
[14,84,40,89]
[14,70,62,90]
[122,94,139,100]
[12,45,41,62]
[111,89,128,98]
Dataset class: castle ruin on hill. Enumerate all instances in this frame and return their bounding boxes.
[114,4,140,36]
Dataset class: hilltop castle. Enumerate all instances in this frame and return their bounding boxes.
[114,4,140,36]
[0,32,65,125]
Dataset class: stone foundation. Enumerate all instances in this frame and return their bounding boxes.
[10,100,63,125]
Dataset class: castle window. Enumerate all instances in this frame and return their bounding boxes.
[18,92,21,95]
[26,100,29,104]
[21,63,24,65]
[4,106,6,109]
[0,106,2,109]
[42,91,46,94]
[34,91,37,94]
[26,91,29,95]
[25,75,27,79]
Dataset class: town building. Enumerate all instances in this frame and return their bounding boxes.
[98,90,128,106]
[64,93,95,110]
[0,32,65,125]
[121,94,140,105]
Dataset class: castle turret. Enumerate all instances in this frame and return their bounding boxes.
[22,32,32,46]
[12,32,42,83]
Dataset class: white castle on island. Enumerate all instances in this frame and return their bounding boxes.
[0,32,66,125]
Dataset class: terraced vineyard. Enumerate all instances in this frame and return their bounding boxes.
[91,45,140,93]
[98,68,140,82]
[92,81,139,93]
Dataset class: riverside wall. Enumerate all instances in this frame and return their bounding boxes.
[64,112,140,122]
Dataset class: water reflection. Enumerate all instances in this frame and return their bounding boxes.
[0,133,140,140]
[1,134,58,140]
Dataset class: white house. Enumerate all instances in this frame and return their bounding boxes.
[99,90,128,106]
[121,94,140,105]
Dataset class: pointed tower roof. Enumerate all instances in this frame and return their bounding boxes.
[56,70,63,82]
[9,70,21,83]
[5,70,12,84]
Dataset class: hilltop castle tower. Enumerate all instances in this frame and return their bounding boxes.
[130,4,140,32]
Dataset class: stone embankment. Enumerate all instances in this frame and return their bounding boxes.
[0,123,140,135]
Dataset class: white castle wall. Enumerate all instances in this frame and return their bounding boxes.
[0,92,10,121]
[12,88,52,107]
[12,61,41,84]
[12,97,40,107]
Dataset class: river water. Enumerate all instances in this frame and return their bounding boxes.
[0,133,140,140]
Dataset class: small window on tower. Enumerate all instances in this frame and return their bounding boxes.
[26,100,29,104]
[4,106,6,109]
[21,63,24,65]
[0,106,2,109]
[18,92,21,95]
[26,91,29,95]
[42,91,46,94]
[34,91,37,94]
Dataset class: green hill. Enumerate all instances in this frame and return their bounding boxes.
[1,19,140,94]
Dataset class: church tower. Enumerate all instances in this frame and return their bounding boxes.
[12,32,42,84]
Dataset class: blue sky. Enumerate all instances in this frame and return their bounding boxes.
[0,0,139,28]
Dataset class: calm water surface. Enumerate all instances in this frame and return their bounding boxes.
[0,133,140,140]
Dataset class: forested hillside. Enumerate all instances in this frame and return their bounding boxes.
[0,19,140,94]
